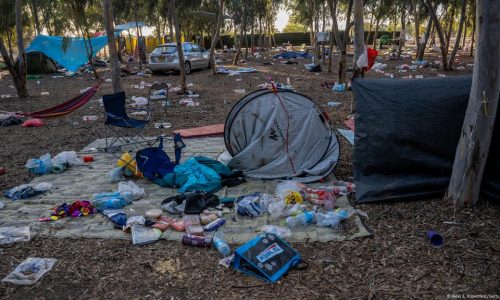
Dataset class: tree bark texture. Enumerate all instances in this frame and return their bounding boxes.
[102,0,123,93]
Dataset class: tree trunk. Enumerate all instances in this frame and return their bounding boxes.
[134,0,143,69]
[14,0,28,98]
[156,21,163,44]
[232,6,246,65]
[6,30,14,63]
[397,6,406,58]
[448,0,467,69]
[366,11,374,44]
[321,2,326,64]
[445,5,455,50]
[168,14,174,42]
[416,16,433,61]
[412,0,420,55]
[102,0,123,94]
[340,0,354,83]
[29,3,42,36]
[372,19,380,49]
[353,0,365,78]
[424,0,449,70]
[0,37,28,98]
[470,2,475,57]
[210,0,224,74]
[445,0,500,208]
[169,0,187,93]
[327,0,339,73]
[250,21,254,55]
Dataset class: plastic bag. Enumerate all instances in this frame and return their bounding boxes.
[131,225,162,245]
[124,215,145,231]
[332,83,346,92]
[235,193,263,217]
[261,225,292,239]
[53,151,82,166]
[356,46,369,69]
[21,118,44,127]
[118,181,145,200]
[25,153,53,175]
[316,209,349,227]
[131,96,148,107]
[108,167,125,183]
[276,181,305,204]
[2,257,57,285]
[34,182,52,192]
[0,226,31,245]
[259,194,277,213]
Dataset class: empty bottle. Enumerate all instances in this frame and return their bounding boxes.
[181,234,212,247]
[204,218,226,232]
[213,232,231,257]
[285,211,316,227]
[92,192,130,209]
[316,209,349,227]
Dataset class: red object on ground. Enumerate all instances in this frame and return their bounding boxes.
[22,118,44,127]
[83,156,94,163]
[344,119,355,131]
[173,124,225,138]
[364,47,378,72]
[0,167,5,175]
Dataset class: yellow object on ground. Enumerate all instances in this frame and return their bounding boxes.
[117,152,143,177]
[284,191,303,205]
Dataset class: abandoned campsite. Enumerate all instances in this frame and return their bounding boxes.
[0,0,499,299]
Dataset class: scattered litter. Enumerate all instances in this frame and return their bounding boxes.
[22,118,44,127]
[4,182,52,200]
[154,122,172,129]
[427,230,444,248]
[53,151,82,166]
[25,153,52,175]
[0,226,30,245]
[131,96,148,106]
[332,83,345,92]
[1,116,22,127]
[83,115,98,121]
[118,180,145,200]
[49,200,96,220]
[0,94,12,99]
[2,258,57,285]
[415,75,424,79]
[80,87,91,94]
[316,209,349,227]
[261,225,292,239]
[40,91,49,96]
[338,129,354,145]
[327,101,341,107]
[179,98,199,106]
[234,89,246,94]
[218,254,234,268]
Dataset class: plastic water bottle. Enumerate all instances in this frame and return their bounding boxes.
[92,197,128,209]
[285,211,316,227]
[316,209,349,227]
[213,232,231,257]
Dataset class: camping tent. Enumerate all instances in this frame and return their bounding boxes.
[225,89,339,182]
[353,75,499,203]
[25,35,108,72]
[15,51,58,74]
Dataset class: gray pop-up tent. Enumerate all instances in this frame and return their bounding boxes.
[353,75,499,203]
[15,51,58,74]
[225,89,339,182]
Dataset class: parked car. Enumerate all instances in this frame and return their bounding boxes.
[148,42,210,74]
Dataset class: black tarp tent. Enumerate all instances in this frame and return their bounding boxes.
[15,51,58,74]
[353,75,499,203]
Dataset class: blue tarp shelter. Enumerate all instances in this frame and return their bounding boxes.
[26,35,109,72]
[115,22,145,32]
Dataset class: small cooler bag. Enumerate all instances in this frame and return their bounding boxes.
[233,233,302,283]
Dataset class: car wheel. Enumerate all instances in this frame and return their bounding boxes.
[184,61,191,74]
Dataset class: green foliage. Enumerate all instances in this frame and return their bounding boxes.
[282,22,307,33]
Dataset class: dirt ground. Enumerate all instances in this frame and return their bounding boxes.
[1,49,499,299]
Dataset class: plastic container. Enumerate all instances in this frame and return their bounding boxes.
[316,209,349,227]
[92,192,130,209]
[213,232,231,257]
[182,234,212,247]
[285,211,316,227]
[203,218,226,232]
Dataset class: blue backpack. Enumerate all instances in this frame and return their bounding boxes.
[136,134,184,184]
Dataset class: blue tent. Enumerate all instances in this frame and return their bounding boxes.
[26,35,109,72]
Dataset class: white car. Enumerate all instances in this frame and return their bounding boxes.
[148,42,210,74]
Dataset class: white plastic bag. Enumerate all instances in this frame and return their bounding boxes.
[108,167,125,183]
[25,153,52,175]
[261,225,292,239]
[118,181,145,200]
[53,151,82,166]
[356,46,369,69]
[0,226,31,245]
[34,182,52,192]
[2,257,57,285]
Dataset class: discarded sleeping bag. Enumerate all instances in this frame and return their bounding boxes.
[136,135,184,186]
[162,157,223,193]
[233,233,302,283]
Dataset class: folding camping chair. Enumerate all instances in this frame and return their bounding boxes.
[101,91,155,152]
[149,82,169,113]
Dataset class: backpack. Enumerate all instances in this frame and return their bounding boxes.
[136,134,184,183]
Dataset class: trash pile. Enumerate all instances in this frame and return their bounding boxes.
[25,151,83,175]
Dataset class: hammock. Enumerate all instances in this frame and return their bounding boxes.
[22,79,104,119]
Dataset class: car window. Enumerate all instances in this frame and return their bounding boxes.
[152,46,176,54]
[182,44,192,52]
[190,44,202,52]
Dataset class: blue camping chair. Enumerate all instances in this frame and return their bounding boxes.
[102,91,154,151]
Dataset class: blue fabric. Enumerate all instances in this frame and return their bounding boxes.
[136,136,177,182]
[163,157,222,193]
[103,91,147,128]
[272,51,312,59]
[338,129,354,145]
[26,35,109,71]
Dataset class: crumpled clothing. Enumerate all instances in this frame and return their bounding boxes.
[50,200,95,220]
[235,192,264,217]
[161,191,219,215]
[4,182,52,200]
[1,116,22,127]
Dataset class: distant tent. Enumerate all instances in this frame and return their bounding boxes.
[25,35,108,72]
[15,51,58,74]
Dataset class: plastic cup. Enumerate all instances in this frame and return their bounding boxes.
[427,230,444,247]
[83,156,94,163]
